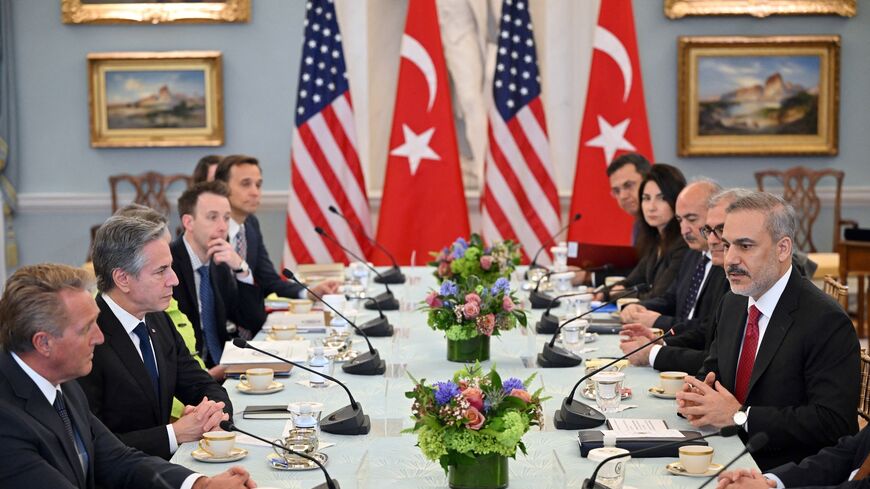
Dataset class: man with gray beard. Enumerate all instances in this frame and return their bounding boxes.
[675,191,859,471]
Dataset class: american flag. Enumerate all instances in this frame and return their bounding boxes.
[481,0,560,265]
[284,0,372,266]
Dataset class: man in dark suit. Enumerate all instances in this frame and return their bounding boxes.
[214,155,340,307]
[79,215,232,459]
[171,181,266,368]
[0,263,254,488]
[716,427,870,488]
[618,187,746,373]
[677,191,859,471]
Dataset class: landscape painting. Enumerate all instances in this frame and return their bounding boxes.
[678,36,839,156]
[697,55,820,136]
[89,51,224,148]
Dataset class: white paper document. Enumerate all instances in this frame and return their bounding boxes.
[603,418,684,438]
[220,339,310,364]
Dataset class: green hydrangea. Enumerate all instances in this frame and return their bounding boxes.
[495,411,529,449]
[417,425,448,461]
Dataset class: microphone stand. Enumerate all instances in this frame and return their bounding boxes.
[328,205,405,284]
[583,426,740,489]
[695,433,769,489]
[220,421,341,489]
[530,270,559,309]
[284,269,387,375]
[553,330,672,431]
[357,297,394,337]
[539,285,650,368]
[231,338,370,435]
[315,226,399,311]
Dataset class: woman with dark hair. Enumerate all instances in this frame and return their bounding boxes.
[615,163,688,300]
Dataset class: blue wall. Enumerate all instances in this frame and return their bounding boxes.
[10,0,870,267]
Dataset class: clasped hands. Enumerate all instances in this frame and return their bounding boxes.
[619,303,662,328]
[618,323,664,366]
[172,396,230,443]
[676,372,742,428]
[715,469,776,488]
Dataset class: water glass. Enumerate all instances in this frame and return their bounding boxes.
[592,371,625,413]
[561,319,588,354]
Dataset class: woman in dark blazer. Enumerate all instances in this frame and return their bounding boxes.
[615,164,688,300]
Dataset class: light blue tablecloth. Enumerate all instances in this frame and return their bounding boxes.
[171,267,756,488]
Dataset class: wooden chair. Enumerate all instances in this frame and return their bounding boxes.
[823,274,849,310]
[88,172,193,260]
[860,349,870,426]
[754,166,856,253]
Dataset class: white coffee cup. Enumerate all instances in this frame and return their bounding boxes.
[198,431,236,457]
[679,445,714,474]
[659,371,688,396]
[605,276,626,287]
[271,324,297,340]
[289,298,313,313]
[240,367,274,391]
[616,297,640,311]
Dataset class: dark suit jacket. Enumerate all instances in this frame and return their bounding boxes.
[700,268,860,471]
[650,267,729,373]
[621,239,689,300]
[170,235,266,367]
[0,352,193,488]
[244,214,305,299]
[77,295,232,459]
[769,427,870,488]
[642,250,713,334]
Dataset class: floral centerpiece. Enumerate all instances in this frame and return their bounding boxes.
[405,364,545,489]
[430,234,521,285]
[424,277,526,362]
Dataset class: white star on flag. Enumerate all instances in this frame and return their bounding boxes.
[585,115,635,164]
[390,124,440,176]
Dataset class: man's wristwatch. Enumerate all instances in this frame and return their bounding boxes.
[732,406,748,429]
[233,261,250,275]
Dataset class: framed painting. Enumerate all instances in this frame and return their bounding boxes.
[88,51,224,148]
[678,36,839,157]
[62,0,250,24]
[665,0,856,18]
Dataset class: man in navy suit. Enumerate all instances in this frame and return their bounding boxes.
[214,155,340,309]
[0,263,254,488]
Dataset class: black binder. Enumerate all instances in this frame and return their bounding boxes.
[578,429,708,457]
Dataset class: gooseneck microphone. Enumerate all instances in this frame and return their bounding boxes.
[283,269,386,375]
[231,338,370,435]
[695,432,769,489]
[220,420,341,489]
[314,226,399,311]
[530,270,559,309]
[583,426,740,489]
[539,285,651,369]
[528,213,581,271]
[328,205,405,284]
[536,290,594,334]
[357,296,394,337]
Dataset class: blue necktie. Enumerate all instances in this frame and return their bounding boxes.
[132,322,160,400]
[198,265,223,364]
[679,255,710,320]
[54,392,88,475]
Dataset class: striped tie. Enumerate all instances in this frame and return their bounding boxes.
[235,224,247,260]
[54,392,88,475]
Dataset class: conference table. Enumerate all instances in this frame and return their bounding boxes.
[172,267,757,488]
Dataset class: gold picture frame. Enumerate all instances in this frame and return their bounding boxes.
[88,51,224,148]
[678,36,839,157]
[665,0,856,18]
[62,0,250,25]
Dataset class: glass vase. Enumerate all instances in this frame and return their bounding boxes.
[448,453,508,489]
[446,335,490,363]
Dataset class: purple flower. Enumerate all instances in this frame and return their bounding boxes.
[440,280,459,296]
[434,381,460,405]
[491,278,511,295]
[451,238,469,259]
[502,377,525,393]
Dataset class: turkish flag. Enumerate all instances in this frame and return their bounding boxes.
[374,0,469,265]
[567,0,653,246]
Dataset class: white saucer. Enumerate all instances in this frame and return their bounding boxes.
[666,461,723,477]
[236,381,284,394]
[267,451,328,471]
[648,386,677,399]
[191,447,248,463]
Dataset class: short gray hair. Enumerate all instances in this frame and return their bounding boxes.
[708,188,754,209]
[92,215,168,292]
[0,264,93,353]
[726,191,797,242]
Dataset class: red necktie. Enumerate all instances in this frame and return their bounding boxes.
[734,305,761,404]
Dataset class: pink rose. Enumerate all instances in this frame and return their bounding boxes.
[462,301,480,319]
[425,291,442,308]
[480,255,494,270]
[462,387,485,411]
[476,314,496,336]
[458,380,469,390]
[465,293,481,304]
[437,262,451,278]
[465,406,486,430]
[502,296,515,312]
[509,388,532,403]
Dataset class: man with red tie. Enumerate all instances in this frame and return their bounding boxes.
[676,191,859,471]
